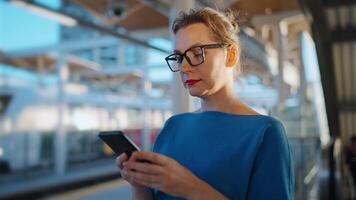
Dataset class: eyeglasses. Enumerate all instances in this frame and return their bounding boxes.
[165,43,230,72]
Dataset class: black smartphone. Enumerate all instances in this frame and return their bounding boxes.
[98,130,140,158]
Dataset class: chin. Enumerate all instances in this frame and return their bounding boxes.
[187,88,208,97]
[188,93,202,97]
[186,88,199,97]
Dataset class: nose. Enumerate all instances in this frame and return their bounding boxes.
[180,57,193,73]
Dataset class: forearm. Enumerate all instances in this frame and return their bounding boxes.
[186,180,229,200]
[132,186,153,200]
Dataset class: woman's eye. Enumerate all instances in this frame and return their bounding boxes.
[193,51,202,56]
[194,53,203,58]
[192,48,202,54]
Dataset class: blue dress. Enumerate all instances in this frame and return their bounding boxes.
[151,111,295,200]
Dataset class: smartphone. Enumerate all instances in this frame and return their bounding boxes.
[98,130,140,158]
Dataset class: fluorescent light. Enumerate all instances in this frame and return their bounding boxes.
[11,0,78,27]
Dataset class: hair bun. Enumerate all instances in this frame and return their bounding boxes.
[225,9,240,33]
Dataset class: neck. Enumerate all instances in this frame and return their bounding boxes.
[199,83,240,113]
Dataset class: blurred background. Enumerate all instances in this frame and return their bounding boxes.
[0,0,355,199]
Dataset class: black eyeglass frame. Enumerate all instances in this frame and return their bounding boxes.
[165,43,230,72]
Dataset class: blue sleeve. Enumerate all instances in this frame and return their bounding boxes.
[246,120,295,200]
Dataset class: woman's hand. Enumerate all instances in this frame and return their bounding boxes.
[116,153,145,188]
[120,151,204,199]
[117,153,154,200]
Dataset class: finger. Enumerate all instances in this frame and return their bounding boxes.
[120,168,130,181]
[123,161,163,175]
[129,170,160,186]
[116,153,128,169]
[131,178,157,188]
[132,178,159,189]
[131,151,168,166]
[123,168,158,188]
[121,169,139,185]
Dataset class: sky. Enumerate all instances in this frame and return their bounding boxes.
[0,0,60,51]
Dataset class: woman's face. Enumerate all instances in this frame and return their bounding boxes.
[174,23,232,98]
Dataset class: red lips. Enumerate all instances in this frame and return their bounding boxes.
[185,79,201,86]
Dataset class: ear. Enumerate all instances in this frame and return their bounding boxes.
[226,45,239,68]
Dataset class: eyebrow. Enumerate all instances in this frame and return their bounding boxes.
[174,43,202,54]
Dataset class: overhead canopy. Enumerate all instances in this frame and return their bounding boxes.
[73,0,301,30]
[230,0,300,16]
[73,0,169,30]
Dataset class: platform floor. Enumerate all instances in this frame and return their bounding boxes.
[42,179,132,200]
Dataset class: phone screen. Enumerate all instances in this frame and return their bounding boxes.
[98,131,140,158]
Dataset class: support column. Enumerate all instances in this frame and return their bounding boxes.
[141,70,152,151]
[141,47,152,151]
[55,54,68,175]
[273,21,289,115]
[170,0,195,114]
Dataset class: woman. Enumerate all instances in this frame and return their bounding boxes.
[116,8,294,200]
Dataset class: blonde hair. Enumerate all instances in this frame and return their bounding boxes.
[172,7,241,74]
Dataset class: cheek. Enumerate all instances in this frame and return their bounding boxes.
[200,55,226,83]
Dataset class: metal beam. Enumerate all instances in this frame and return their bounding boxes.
[324,0,356,8]
[138,0,170,16]
[331,27,356,43]
[75,17,169,53]
[251,10,303,26]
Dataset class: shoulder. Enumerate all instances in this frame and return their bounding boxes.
[258,116,290,152]
[163,112,191,126]
[260,116,286,136]
[268,117,286,132]
[152,113,191,152]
